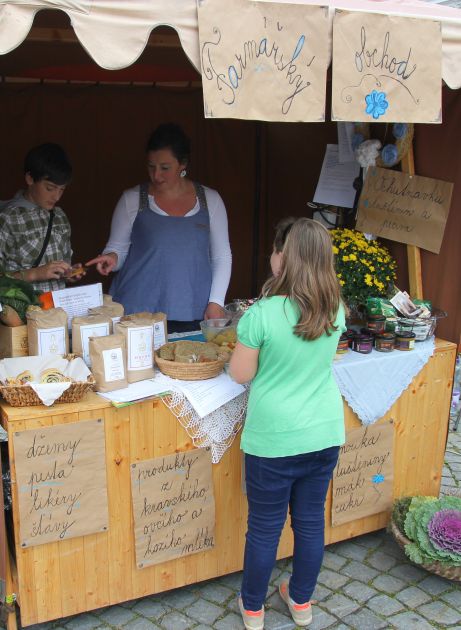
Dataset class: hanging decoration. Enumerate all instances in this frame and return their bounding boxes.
[352,123,414,169]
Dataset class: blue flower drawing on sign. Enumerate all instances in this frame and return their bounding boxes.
[372,473,385,504]
[372,474,385,484]
[365,90,389,119]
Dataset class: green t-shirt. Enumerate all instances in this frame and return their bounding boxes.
[237,296,346,457]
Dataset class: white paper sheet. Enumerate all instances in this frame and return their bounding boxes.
[52,283,103,328]
[313,144,360,208]
[97,376,173,403]
[171,373,245,418]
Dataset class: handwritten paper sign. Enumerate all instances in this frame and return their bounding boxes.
[197,0,329,122]
[14,419,108,547]
[332,420,394,527]
[332,11,442,123]
[52,283,103,329]
[131,448,215,568]
[356,167,453,253]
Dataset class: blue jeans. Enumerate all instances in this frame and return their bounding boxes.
[241,446,340,611]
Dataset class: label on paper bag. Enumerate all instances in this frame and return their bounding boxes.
[127,326,153,371]
[79,322,110,366]
[37,326,66,355]
[102,347,125,382]
[153,321,167,350]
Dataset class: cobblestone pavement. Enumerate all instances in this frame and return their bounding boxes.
[8,426,461,630]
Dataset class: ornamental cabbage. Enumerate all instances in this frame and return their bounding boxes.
[403,495,461,566]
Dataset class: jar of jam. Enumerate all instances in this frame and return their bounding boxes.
[361,328,377,346]
[352,333,373,354]
[367,314,386,333]
[345,329,356,347]
[336,333,349,354]
[395,331,416,351]
[375,332,395,352]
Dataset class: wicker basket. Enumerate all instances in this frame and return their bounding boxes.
[154,352,225,381]
[0,377,96,407]
[390,520,461,582]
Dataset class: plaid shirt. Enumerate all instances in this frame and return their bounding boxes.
[0,193,72,292]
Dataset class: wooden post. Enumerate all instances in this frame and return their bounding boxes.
[400,145,423,299]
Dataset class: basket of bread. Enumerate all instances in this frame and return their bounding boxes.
[155,340,230,380]
[0,355,95,406]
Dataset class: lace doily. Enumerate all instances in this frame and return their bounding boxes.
[161,386,249,463]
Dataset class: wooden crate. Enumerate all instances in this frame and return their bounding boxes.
[0,339,456,627]
[0,324,28,359]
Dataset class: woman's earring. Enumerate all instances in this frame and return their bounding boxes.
[180,169,187,178]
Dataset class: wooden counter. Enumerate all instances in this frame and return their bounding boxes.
[1,339,456,627]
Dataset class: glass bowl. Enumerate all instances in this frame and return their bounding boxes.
[200,318,237,350]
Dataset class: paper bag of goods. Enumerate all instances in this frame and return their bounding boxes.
[72,314,112,366]
[89,301,125,332]
[89,333,128,392]
[121,311,167,350]
[115,319,154,383]
[26,306,69,356]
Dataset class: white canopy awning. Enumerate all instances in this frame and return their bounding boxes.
[0,0,460,88]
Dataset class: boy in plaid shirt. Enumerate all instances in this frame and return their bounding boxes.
[0,143,83,292]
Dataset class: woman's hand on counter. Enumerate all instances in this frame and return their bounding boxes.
[204,302,225,320]
[85,252,118,276]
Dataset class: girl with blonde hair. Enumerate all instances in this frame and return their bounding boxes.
[230,217,346,629]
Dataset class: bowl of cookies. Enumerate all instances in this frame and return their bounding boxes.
[200,319,237,352]
[0,355,95,406]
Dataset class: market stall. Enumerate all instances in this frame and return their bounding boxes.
[0,1,460,629]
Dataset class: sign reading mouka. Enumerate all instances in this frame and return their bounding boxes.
[332,11,442,123]
[197,0,329,122]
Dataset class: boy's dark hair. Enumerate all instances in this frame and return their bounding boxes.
[146,123,191,165]
[273,216,297,253]
[24,143,72,185]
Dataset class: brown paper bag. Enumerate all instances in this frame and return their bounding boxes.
[121,311,168,350]
[89,333,128,392]
[115,319,154,383]
[26,307,69,356]
[72,314,112,366]
[88,303,125,333]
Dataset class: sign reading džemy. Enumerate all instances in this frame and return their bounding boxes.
[197,0,329,122]
[332,11,442,123]
[14,419,108,547]
[356,167,453,254]
[131,448,215,568]
[332,421,394,527]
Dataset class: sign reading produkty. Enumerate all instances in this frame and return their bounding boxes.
[14,419,108,547]
[197,0,329,122]
[332,421,394,527]
[332,11,442,123]
[131,448,215,568]
[356,167,453,254]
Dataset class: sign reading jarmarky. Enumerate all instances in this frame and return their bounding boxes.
[332,421,394,527]
[332,11,442,123]
[197,0,328,122]
[131,448,215,568]
[14,419,108,547]
[356,167,453,254]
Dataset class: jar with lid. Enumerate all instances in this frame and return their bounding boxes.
[367,314,386,333]
[395,331,416,351]
[375,332,395,352]
[336,333,349,354]
[352,333,373,354]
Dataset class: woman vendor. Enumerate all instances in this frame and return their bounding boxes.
[0,143,84,292]
[86,123,232,333]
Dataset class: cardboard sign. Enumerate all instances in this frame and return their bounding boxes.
[332,11,442,123]
[14,419,108,547]
[332,420,394,527]
[131,448,215,568]
[356,167,453,254]
[197,0,329,122]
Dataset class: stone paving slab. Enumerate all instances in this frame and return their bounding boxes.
[4,430,460,630]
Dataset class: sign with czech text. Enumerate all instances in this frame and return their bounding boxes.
[356,167,453,254]
[332,11,442,123]
[197,0,329,122]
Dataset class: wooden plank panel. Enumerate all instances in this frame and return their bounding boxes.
[79,407,110,612]
[104,406,133,605]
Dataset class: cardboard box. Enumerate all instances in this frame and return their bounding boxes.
[0,324,29,358]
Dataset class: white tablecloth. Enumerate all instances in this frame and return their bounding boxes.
[333,338,435,425]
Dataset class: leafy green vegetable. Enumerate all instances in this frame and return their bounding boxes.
[0,273,41,323]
